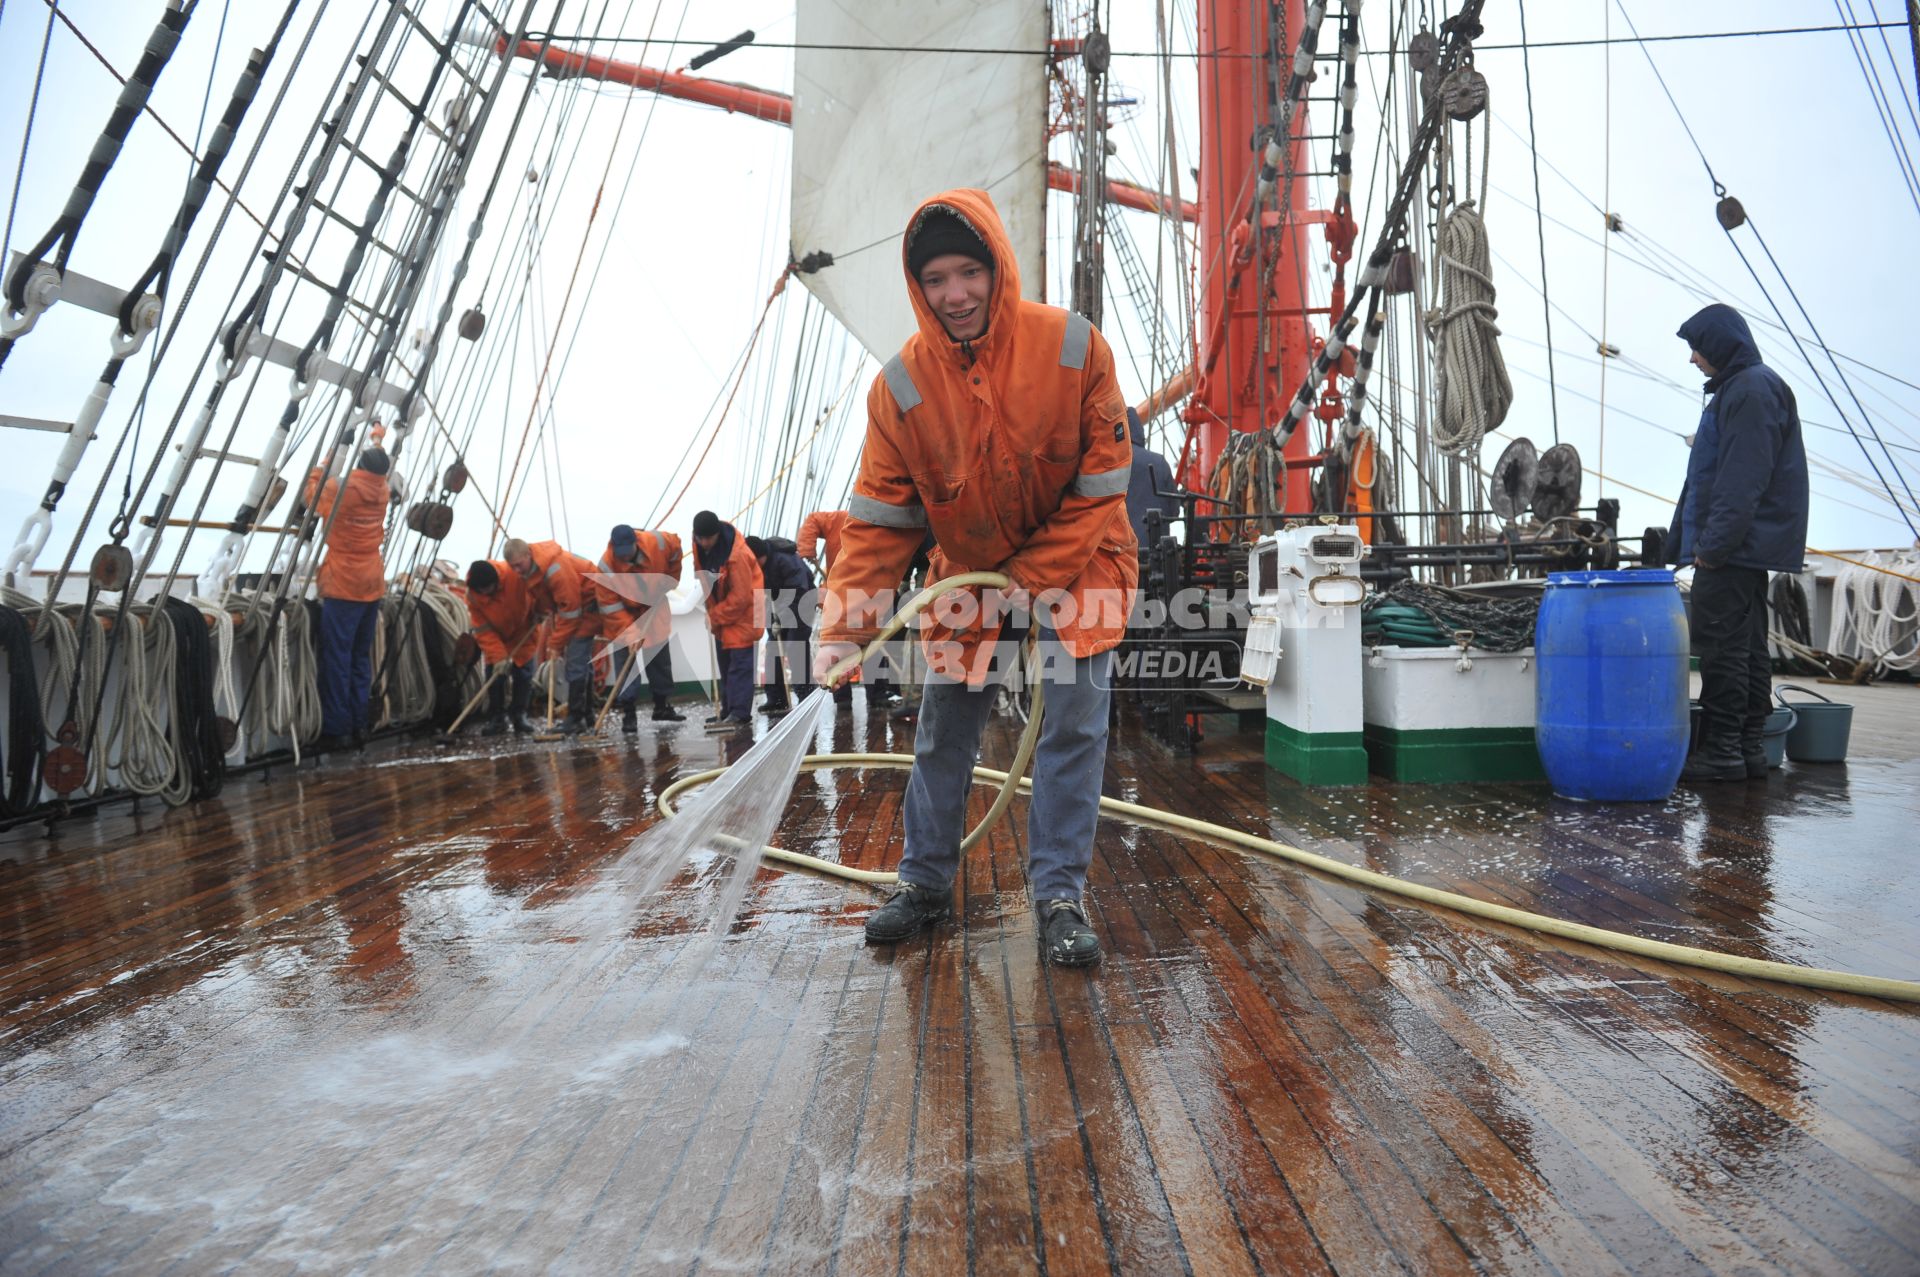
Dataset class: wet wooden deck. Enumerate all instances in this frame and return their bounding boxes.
[1,690,1917,1273]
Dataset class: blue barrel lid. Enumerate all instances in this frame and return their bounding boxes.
[1545,568,1677,588]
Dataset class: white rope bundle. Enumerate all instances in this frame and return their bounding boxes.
[1828,552,1920,674]
[1427,201,1512,456]
[2,587,107,795]
[112,605,190,805]
[224,592,322,760]
[192,596,242,760]
[376,595,437,727]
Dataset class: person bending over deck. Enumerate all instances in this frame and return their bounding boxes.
[798,510,857,711]
[692,510,764,730]
[1667,303,1808,782]
[465,559,537,736]
[503,536,599,735]
[592,524,686,733]
[746,534,816,715]
[813,189,1137,968]
[305,446,391,751]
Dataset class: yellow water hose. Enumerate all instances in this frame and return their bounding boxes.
[656,572,1920,1005]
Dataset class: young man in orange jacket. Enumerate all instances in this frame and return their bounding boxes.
[503,536,598,734]
[813,189,1136,967]
[592,523,686,731]
[304,447,390,749]
[693,509,764,729]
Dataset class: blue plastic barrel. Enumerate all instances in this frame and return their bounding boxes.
[1535,569,1690,801]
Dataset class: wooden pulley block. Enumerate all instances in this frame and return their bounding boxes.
[1408,30,1438,72]
[1441,66,1488,120]
[44,722,86,796]
[406,501,455,540]
[1384,248,1420,295]
[452,632,480,666]
[89,544,135,593]
[459,307,486,340]
[262,475,288,515]
[213,716,239,754]
[442,460,469,493]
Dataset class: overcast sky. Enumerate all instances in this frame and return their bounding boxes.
[1,0,1915,597]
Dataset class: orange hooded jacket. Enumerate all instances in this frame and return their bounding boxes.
[591,529,683,650]
[466,562,538,665]
[817,188,1137,682]
[695,522,764,650]
[520,539,597,654]
[795,509,848,570]
[302,466,389,602]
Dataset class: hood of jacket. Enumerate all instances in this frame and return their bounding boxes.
[1127,406,1145,447]
[901,188,1021,367]
[1677,303,1761,389]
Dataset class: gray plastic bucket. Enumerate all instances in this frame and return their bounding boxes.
[1760,706,1795,770]
[1688,700,1795,769]
[1776,684,1853,763]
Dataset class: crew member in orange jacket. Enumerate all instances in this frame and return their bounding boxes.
[592,523,686,732]
[795,509,848,572]
[813,189,1136,967]
[464,559,538,735]
[692,509,764,729]
[304,446,391,749]
[503,536,598,734]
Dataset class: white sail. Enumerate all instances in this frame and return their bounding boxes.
[791,0,1048,361]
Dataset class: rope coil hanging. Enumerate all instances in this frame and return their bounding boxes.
[1426,201,1511,456]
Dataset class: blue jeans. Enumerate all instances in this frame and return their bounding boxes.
[319,598,380,736]
[562,635,593,686]
[717,645,755,720]
[900,634,1112,901]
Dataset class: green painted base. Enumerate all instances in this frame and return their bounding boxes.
[1265,719,1369,786]
[1363,724,1546,783]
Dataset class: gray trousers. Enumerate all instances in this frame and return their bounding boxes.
[899,636,1112,902]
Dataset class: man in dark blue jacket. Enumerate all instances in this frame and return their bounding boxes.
[1124,407,1180,546]
[1667,303,1808,781]
[747,534,817,713]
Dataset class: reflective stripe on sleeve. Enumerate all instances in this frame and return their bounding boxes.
[1072,463,1130,499]
[848,492,928,528]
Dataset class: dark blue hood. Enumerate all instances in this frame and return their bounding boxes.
[1677,303,1760,385]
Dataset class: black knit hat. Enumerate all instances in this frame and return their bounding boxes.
[467,560,498,592]
[745,535,768,558]
[692,510,721,538]
[357,447,391,476]
[907,208,994,279]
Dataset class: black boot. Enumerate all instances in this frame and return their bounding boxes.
[506,674,533,735]
[652,697,685,722]
[1681,737,1747,783]
[561,679,592,735]
[620,702,639,735]
[864,882,952,943]
[1740,715,1768,778]
[1038,899,1101,967]
[478,715,509,737]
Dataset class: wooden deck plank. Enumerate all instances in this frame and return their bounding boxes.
[0,706,1914,1274]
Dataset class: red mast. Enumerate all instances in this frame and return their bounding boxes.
[1182,0,1336,513]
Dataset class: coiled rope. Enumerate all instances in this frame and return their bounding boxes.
[1427,201,1512,456]
[1828,550,1920,675]
[659,571,1919,1006]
